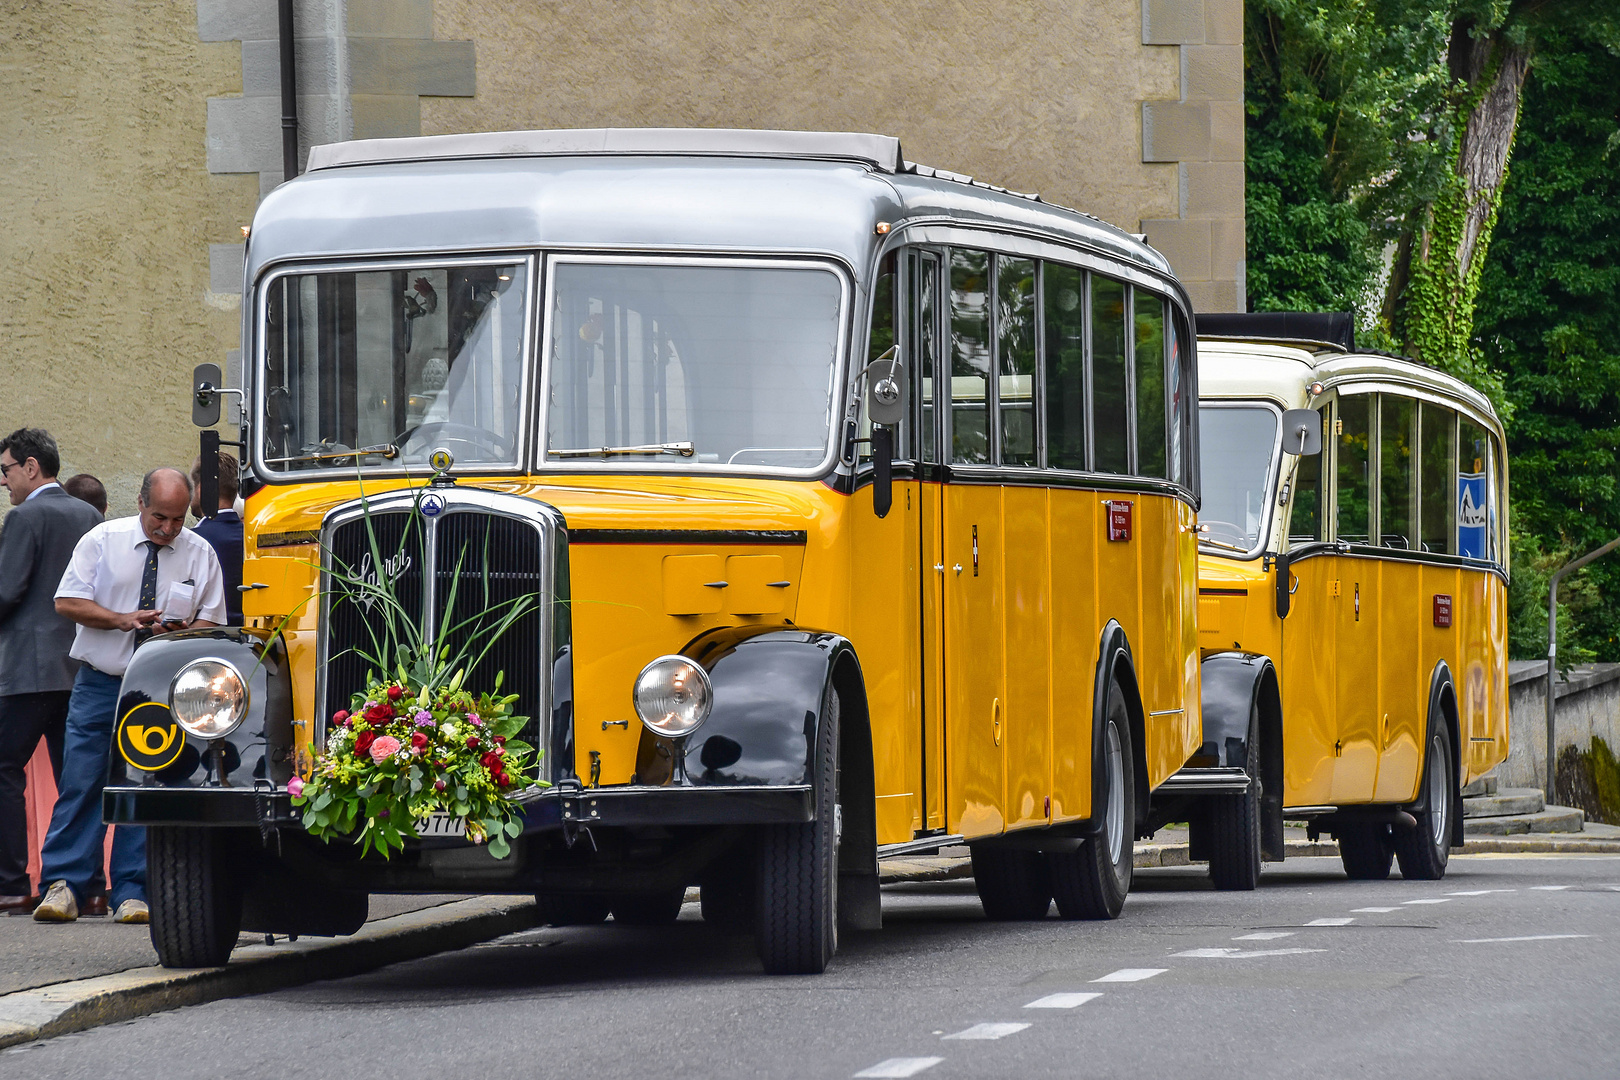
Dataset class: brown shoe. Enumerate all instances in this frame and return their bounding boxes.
[81,894,109,918]
[0,894,38,913]
[32,880,78,922]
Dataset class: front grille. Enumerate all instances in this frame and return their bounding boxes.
[321,501,550,764]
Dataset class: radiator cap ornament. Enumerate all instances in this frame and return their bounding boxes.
[429,447,454,473]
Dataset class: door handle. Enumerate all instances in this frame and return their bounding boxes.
[953,564,963,575]
[934,564,945,573]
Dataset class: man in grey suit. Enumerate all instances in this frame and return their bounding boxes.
[0,429,102,911]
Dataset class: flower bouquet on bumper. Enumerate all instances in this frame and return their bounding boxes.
[289,492,545,859]
[291,667,534,858]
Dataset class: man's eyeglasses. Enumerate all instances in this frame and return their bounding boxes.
[0,461,17,478]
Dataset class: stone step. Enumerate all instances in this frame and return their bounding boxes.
[1463,787,1545,818]
[1460,774,1499,797]
[1464,805,1585,835]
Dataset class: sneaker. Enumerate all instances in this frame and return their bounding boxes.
[112,899,149,925]
[32,880,78,922]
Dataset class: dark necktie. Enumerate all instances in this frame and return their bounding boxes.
[135,541,160,644]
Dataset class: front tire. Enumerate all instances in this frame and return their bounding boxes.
[148,826,244,968]
[1207,702,1262,891]
[1049,682,1135,920]
[755,682,839,974]
[1394,721,1454,880]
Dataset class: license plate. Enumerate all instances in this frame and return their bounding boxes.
[418,813,466,838]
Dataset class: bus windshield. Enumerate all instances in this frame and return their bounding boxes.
[260,261,528,474]
[544,260,843,470]
[1198,404,1280,555]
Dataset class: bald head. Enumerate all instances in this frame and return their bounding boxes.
[138,468,193,546]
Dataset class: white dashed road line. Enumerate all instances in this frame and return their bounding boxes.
[1454,934,1591,944]
[1402,898,1452,905]
[855,1058,944,1078]
[1351,907,1399,913]
[1306,917,1356,926]
[942,1023,1031,1041]
[1233,931,1295,940]
[1025,992,1103,1009]
[1531,885,1573,891]
[1172,947,1327,958]
[1091,968,1167,983]
[1448,889,1515,896]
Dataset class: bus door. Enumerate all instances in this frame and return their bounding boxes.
[1325,393,1381,802]
[938,248,1006,837]
[913,249,948,832]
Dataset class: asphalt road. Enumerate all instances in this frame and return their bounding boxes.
[6,855,1619,1079]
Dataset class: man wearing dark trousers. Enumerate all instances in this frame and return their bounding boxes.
[35,468,225,925]
[0,429,103,913]
[189,450,243,626]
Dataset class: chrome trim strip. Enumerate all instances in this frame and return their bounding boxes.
[878,833,967,859]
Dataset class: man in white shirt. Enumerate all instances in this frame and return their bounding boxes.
[34,468,226,924]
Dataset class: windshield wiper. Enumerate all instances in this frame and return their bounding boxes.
[263,444,399,466]
[550,442,695,459]
[1199,535,1251,554]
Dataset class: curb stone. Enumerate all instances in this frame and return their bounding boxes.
[0,896,538,1050]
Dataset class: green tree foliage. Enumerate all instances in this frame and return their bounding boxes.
[1477,33,1620,660]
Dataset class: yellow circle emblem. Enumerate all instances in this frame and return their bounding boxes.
[117,701,185,772]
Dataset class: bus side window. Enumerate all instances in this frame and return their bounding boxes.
[997,256,1037,467]
[1419,402,1456,554]
[1092,275,1130,474]
[862,251,899,462]
[1458,417,1491,560]
[1290,408,1327,542]
[1168,312,1192,490]
[949,249,992,465]
[1380,395,1415,549]
[1042,262,1087,471]
[915,251,941,464]
[1336,394,1372,544]
[1133,290,1167,479]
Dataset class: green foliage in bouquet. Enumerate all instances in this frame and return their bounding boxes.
[292,667,533,858]
[289,484,548,858]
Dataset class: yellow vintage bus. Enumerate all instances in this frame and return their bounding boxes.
[105,129,1202,973]
[1168,313,1508,885]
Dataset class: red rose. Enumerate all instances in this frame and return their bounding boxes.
[410,732,429,751]
[364,703,394,723]
[354,730,377,756]
[465,736,480,750]
[387,685,403,701]
[493,735,506,745]
[433,778,447,792]
[480,751,501,770]
[333,710,350,727]
[497,775,511,788]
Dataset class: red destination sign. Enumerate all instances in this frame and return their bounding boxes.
[1433,594,1453,628]
[1107,501,1133,542]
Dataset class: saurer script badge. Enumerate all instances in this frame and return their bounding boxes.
[118,701,185,771]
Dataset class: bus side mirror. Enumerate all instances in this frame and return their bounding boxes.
[193,363,223,427]
[864,352,905,520]
[1280,409,1322,456]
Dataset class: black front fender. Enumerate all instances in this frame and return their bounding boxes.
[632,626,854,788]
[105,627,294,792]
[1197,651,1273,769]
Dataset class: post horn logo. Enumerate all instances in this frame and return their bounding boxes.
[117,702,185,772]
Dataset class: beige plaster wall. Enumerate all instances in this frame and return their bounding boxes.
[0,1,258,522]
[422,0,1183,238]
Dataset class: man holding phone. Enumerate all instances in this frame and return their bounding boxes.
[34,468,225,924]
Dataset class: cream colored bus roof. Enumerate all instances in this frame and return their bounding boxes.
[1197,339,1503,439]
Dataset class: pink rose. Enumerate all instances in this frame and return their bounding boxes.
[369,735,402,763]
[286,775,304,797]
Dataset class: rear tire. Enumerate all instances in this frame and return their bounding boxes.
[1337,823,1394,880]
[610,887,687,926]
[1207,702,1262,891]
[1394,721,1454,881]
[970,847,1051,920]
[755,682,839,974]
[536,893,611,926]
[148,826,244,968]
[1049,682,1135,920]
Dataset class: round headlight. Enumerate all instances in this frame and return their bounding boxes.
[169,658,250,739]
[633,655,713,738]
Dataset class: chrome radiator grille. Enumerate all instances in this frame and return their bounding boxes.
[319,493,560,768]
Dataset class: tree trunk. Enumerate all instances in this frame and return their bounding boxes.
[1451,26,1533,283]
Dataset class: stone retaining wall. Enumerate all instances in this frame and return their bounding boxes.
[1501,661,1620,791]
